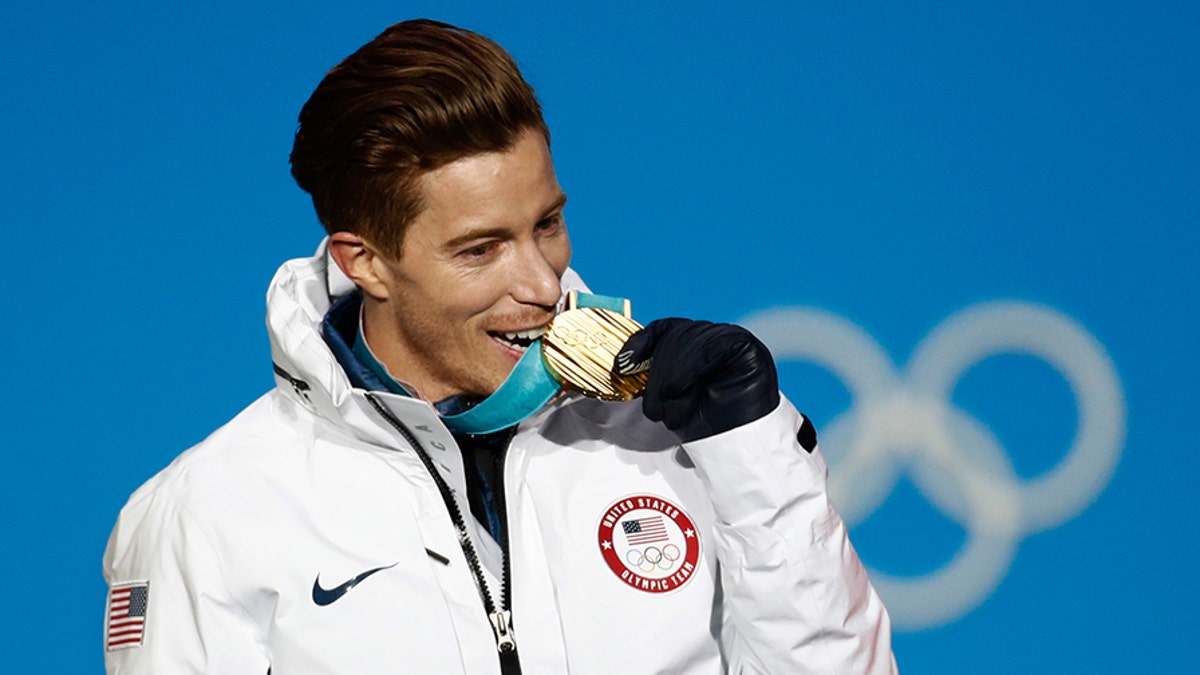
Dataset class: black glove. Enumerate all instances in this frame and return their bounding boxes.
[615,318,780,442]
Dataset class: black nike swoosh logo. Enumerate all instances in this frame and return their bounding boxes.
[312,563,398,606]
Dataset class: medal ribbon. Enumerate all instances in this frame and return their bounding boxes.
[439,293,629,434]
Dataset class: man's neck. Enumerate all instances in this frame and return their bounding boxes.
[352,324,416,397]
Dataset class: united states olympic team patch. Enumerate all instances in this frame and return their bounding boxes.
[598,494,701,593]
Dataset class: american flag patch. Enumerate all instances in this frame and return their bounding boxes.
[106,582,149,650]
[622,516,669,545]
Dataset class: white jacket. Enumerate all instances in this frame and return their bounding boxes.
[103,244,895,674]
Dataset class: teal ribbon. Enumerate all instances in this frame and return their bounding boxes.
[439,339,562,434]
[574,293,627,313]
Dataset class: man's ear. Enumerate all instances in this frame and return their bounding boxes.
[328,232,392,301]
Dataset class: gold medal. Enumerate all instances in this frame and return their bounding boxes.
[543,297,647,401]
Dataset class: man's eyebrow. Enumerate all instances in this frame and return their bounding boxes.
[442,226,512,250]
[441,193,569,250]
[542,192,568,217]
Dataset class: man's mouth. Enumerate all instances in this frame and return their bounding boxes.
[488,326,548,352]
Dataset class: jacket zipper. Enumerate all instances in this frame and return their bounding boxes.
[494,439,519,675]
[366,394,522,673]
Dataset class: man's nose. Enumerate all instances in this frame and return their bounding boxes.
[510,243,562,308]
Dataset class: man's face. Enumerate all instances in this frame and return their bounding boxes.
[366,128,572,402]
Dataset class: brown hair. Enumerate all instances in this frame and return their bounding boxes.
[289,19,549,258]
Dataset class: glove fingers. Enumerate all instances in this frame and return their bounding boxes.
[614,333,653,375]
[615,318,696,376]
[647,321,734,400]
[649,329,731,438]
[618,319,696,425]
[618,317,779,441]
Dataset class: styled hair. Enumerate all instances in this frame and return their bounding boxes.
[289,19,549,258]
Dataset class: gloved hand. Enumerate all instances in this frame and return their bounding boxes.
[615,318,780,442]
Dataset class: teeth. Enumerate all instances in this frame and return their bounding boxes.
[495,337,530,352]
[491,325,548,352]
[501,326,548,341]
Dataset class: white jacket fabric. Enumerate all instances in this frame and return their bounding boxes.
[103,243,896,674]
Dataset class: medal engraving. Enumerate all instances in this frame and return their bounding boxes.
[543,308,648,401]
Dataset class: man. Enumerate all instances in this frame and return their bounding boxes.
[103,19,895,674]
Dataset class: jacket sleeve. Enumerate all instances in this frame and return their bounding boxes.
[681,394,897,674]
[102,483,271,674]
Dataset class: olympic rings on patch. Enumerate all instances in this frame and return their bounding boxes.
[624,546,681,573]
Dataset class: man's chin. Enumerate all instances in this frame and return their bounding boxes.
[461,363,521,400]
[442,343,529,400]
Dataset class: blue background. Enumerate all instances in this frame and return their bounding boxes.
[2,1,1196,671]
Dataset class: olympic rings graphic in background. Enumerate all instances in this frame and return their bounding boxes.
[741,301,1126,630]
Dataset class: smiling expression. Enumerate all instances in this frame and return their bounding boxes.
[358,128,572,402]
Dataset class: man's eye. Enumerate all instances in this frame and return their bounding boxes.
[536,215,564,232]
[461,242,498,258]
